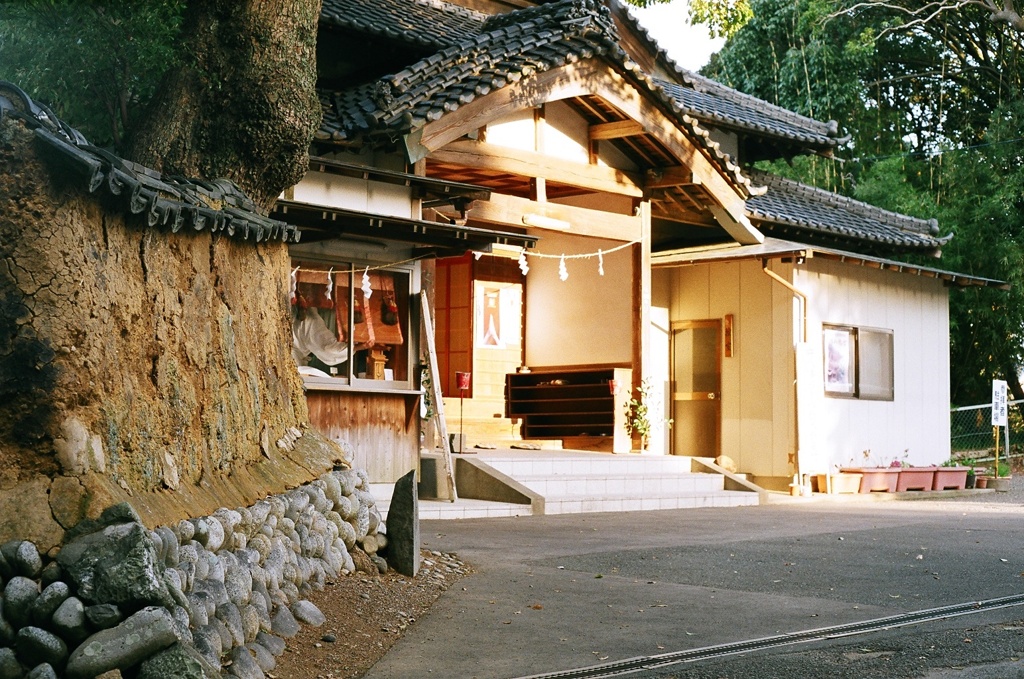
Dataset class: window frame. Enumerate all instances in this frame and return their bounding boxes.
[822,323,894,401]
[292,258,418,393]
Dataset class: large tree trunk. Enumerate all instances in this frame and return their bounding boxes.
[126,0,322,210]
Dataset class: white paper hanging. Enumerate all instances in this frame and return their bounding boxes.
[473,251,483,260]
[289,266,299,302]
[598,249,605,276]
[361,267,373,299]
[518,252,529,275]
[558,254,568,281]
[325,267,334,301]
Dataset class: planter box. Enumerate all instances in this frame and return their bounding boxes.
[815,473,863,494]
[932,466,970,491]
[841,467,900,493]
[897,467,937,492]
[988,476,1013,492]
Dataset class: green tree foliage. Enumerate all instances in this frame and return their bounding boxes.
[0,0,185,149]
[688,0,752,38]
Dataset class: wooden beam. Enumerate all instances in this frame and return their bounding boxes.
[405,60,762,244]
[431,139,644,198]
[589,120,645,140]
[466,192,642,241]
[645,166,694,190]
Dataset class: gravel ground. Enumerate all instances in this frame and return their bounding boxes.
[269,549,469,678]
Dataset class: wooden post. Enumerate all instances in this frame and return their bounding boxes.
[420,291,457,501]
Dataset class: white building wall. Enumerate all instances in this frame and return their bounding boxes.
[796,258,951,472]
[524,232,633,367]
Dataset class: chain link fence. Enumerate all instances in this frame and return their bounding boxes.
[950,400,1021,469]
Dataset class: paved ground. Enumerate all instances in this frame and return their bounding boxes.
[364,482,1024,679]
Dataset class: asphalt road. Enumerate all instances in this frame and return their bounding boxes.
[364,488,1024,679]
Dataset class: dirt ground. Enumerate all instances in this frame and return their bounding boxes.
[270,549,470,678]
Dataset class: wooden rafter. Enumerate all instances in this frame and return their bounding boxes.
[430,139,644,198]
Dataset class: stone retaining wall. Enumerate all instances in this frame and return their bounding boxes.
[0,467,387,678]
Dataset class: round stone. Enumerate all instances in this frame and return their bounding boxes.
[30,581,70,627]
[15,626,67,670]
[5,575,40,628]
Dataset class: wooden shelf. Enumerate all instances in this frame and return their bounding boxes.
[505,366,632,452]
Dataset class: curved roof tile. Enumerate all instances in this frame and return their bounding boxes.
[320,0,486,49]
[746,170,949,252]
[317,0,756,196]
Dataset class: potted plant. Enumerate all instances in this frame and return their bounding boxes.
[624,378,671,452]
[988,461,1013,491]
[965,466,977,489]
[840,450,902,493]
[932,460,971,491]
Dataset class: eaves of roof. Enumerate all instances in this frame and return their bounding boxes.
[651,237,1007,290]
[316,0,757,198]
[1,82,297,244]
[745,170,950,254]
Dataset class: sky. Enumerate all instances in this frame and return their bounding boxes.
[627,1,725,72]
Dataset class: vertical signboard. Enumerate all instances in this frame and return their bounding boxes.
[992,379,1008,427]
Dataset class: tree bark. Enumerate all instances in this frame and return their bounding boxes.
[125,0,322,211]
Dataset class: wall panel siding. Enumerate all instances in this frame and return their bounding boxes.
[306,391,419,483]
[795,259,951,471]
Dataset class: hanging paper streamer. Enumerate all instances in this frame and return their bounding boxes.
[598,249,605,276]
[518,252,530,275]
[289,266,299,303]
[325,267,334,301]
[558,254,568,281]
[361,267,373,299]
[473,251,483,260]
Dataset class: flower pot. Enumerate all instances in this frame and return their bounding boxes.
[988,476,1013,492]
[841,467,900,493]
[975,476,989,489]
[816,473,863,494]
[932,466,970,491]
[897,466,937,492]
[965,474,976,489]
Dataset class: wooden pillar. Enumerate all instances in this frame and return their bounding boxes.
[631,201,652,429]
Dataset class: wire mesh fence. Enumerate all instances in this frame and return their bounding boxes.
[950,401,1019,467]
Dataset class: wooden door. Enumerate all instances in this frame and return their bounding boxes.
[671,319,721,457]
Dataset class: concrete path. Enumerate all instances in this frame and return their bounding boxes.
[364,489,1024,679]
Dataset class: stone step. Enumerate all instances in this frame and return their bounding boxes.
[511,473,726,497]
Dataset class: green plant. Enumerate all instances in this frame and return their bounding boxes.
[997,461,1011,478]
[623,378,671,450]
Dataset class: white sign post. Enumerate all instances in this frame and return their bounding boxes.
[993,380,1008,479]
[992,379,1008,427]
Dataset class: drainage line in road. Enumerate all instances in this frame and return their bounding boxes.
[511,593,1024,679]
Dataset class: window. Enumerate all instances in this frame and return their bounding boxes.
[291,260,412,388]
[823,324,893,401]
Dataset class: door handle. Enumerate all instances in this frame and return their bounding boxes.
[708,392,717,400]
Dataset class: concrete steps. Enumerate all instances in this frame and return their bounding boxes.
[476,452,758,515]
[372,450,760,520]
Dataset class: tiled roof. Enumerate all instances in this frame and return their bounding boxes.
[654,77,842,151]
[611,6,844,153]
[317,0,755,195]
[320,0,486,50]
[0,82,297,244]
[745,170,949,253]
